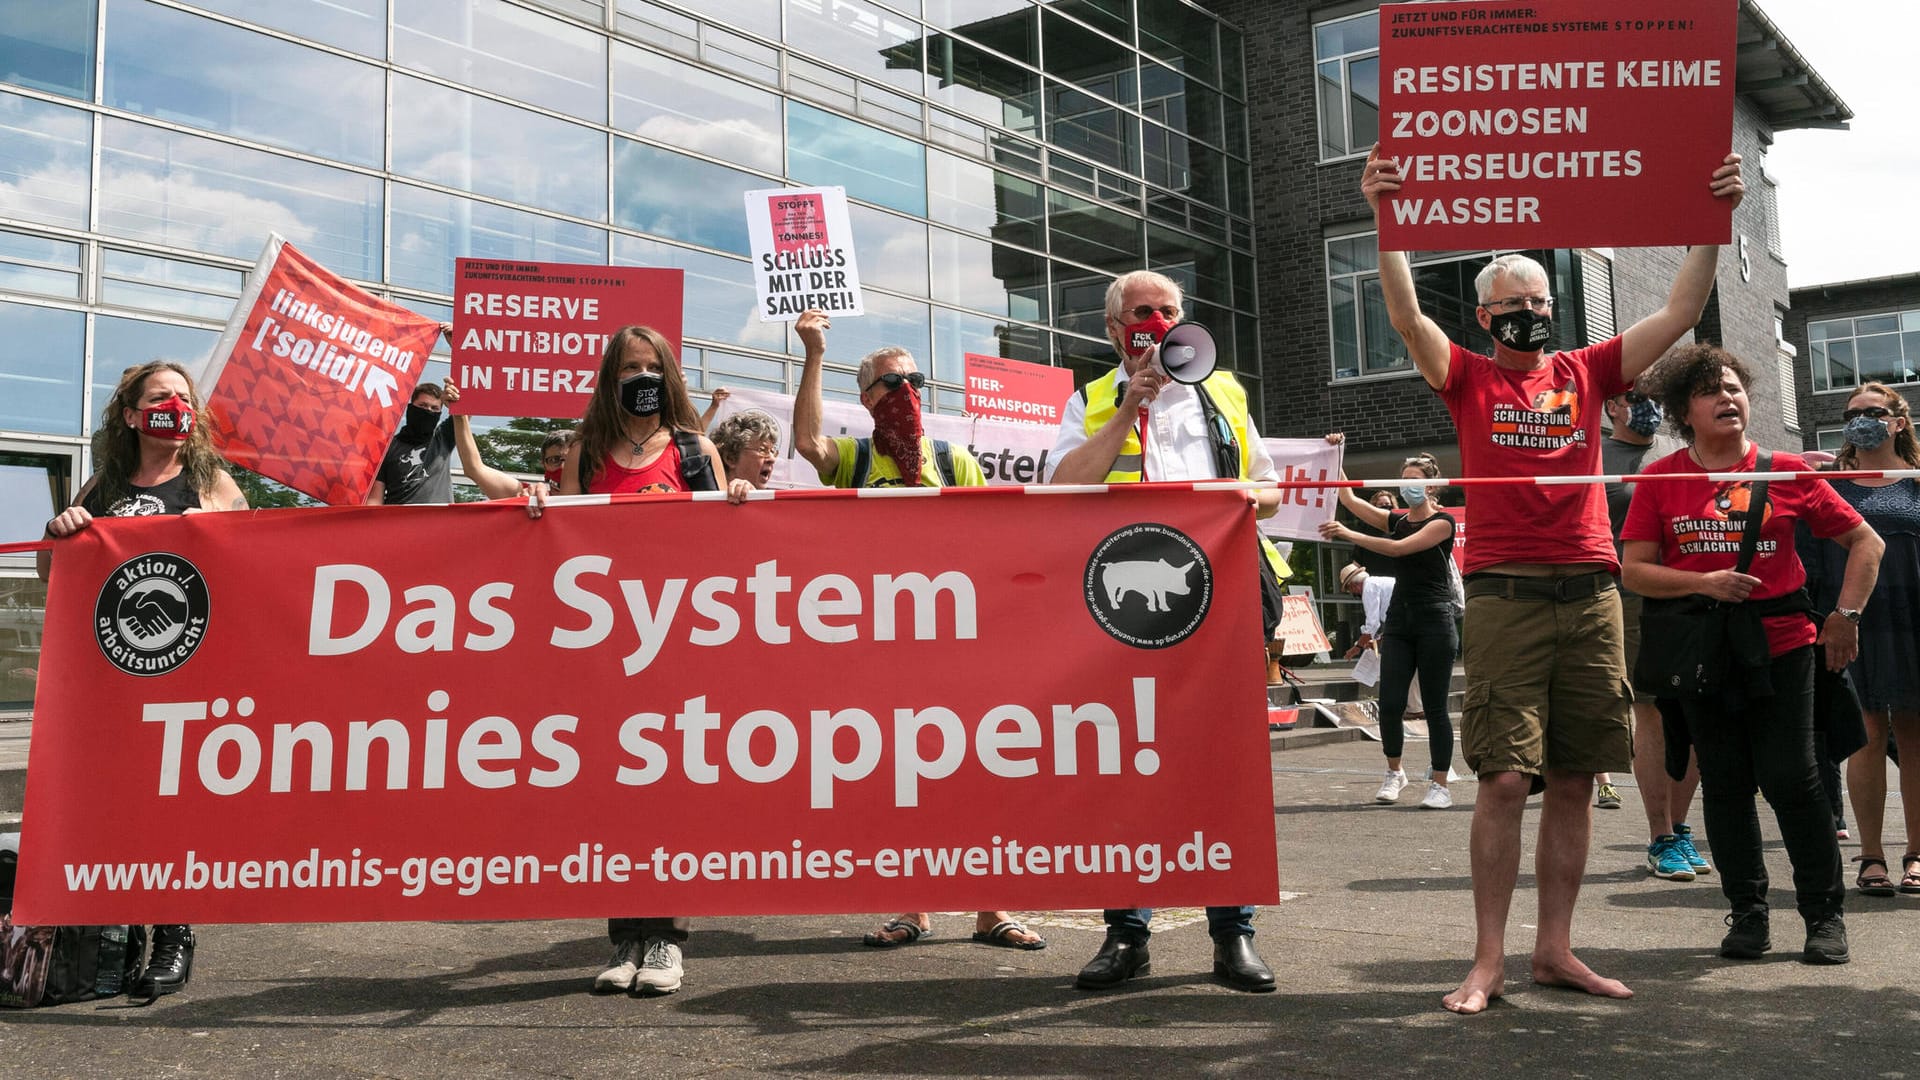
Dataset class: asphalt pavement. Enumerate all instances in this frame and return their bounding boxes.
[2,739,1914,1078]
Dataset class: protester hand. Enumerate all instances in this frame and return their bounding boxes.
[796,310,830,356]
[1325,433,1345,446]
[439,321,454,342]
[710,386,731,406]
[1711,153,1745,211]
[1318,519,1353,543]
[1696,568,1761,603]
[44,506,93,538]
[440,381,461,407]
[519,481,548,519]
[726,477,754,505]
[1360,145,1402,213]
[1119,367,1166,413]
[1344,643,1363,660]
[1818,613,1859,670]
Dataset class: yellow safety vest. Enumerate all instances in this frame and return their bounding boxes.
[1081,369,1291,580]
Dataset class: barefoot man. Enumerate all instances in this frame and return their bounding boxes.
[1361,146,1745,1013]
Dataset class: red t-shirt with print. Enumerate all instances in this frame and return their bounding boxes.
[1439,337,1627,574]
[1620,445,1863,656]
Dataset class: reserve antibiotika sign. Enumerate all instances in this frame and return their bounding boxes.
[963,353,1073,426]
[1376,1,1737,250]
[17,491,1278,923]
[450,260,684,419]
[746,186,864,321]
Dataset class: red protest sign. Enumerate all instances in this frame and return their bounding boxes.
[451,260,684,420]
[963,353,1074,426]
[1376,1,1737,250]
[17,489,1278,924]
[770,192,828,254]
[201,237,442,506]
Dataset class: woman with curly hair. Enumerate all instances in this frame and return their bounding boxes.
[1622,345,1881,964]
[38,359,249,1000]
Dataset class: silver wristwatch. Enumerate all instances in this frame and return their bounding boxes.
[1835,607,1863,624]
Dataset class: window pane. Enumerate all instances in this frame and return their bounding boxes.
[924,33,1041,134]
[1905,311,1920,332]
[1807,319,1835,341]
[1361,277,1407,374]
[1857,333,1906,385]
[1856,314,1899,335]
[930,227,1044,320]
[100,118,383,280]
[787,102,928,216]
[0,302,82,434]
[1348,56,1380,149]
[785,0,923,93]
[928,150,1043,249]
[933,308,1048,380]
[1314,14,1376,60]
[1048,190,1142,273]
[0,0,95,99]
[1824,338,1855,389]
[394,76,607,220]
[92,316,219,407]
[614,43,784,174]
[931,1,1036,64]
[1316,60,1346,158]
[1138,0,1216,86]
[391,183,606,294]
[189,0,386,58]
[1140,63,1223,148]
[1220,25,1244,99]
[851,203,928,297]
[395,0,606,121]
[828,291,930,369]
[0,230,82,299]
[1148,224,1229,309]
[1054,329,1117,388]
[610,235,785,354]
[101,249,244,320]
[1041,10,1135,107]
[1051,260,1111,342]
[1047,83,1138,174]
[1809,339,1828,391]
[0,91,92,228]
[612,138,761,255]
[104,0,385,166]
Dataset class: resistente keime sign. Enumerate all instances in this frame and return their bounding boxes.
[450,260,685,419]
[15,490,1279,923]
[746,185,864,321]
[200,235,444,506]
[1375,1,1738,250]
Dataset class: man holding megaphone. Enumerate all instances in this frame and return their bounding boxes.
[1047,269,1288,994]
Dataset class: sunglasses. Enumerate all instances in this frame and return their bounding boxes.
[1124,305,1181,322]
[863,371,926,394]
[1843,406,1893,421]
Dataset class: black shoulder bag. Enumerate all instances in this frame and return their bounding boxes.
[1632,450,1772,699]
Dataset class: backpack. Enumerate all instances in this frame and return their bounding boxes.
[849,438,956,488]
[0,843,144,1007]
[671,430,719,492]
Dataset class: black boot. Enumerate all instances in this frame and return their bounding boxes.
[136,924,195,999]
[1074,937,1150,990]
[1212,934,1276,993]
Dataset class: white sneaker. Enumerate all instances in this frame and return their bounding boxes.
[631,937,684,995]
[1421,782,1453,810]
[1374,769,1409,803]
[593,939,642,992]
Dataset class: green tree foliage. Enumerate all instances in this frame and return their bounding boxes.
[472,416,577,475]
[227,464,320,509]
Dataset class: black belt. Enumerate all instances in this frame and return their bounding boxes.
[1464,571,1616,603]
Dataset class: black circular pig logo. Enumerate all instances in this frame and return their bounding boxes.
[95,553,210,676]
[1084,523,1212,648]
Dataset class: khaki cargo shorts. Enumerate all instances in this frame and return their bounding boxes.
[1460,575,1633,789]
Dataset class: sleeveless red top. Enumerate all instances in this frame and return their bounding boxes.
[589,440,686,495]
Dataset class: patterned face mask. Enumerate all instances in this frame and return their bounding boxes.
[1843,414,1891,450]
[1627,397,1663,436]
[868,379,925,483]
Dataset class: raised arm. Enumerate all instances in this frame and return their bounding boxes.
[1362,146,1452,390]
[1619,154,1746,382]
[699,386,730,431]
[789,309,840,478]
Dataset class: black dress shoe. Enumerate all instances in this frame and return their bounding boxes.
[1213,934,1275,993]
[135,924,196,1000]
[1075,937,1151,989]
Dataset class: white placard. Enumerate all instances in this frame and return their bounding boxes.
[744,186,864,322]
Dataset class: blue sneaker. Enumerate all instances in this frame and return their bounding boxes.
[1672,823,1713,875]
[1647,835,1696,881]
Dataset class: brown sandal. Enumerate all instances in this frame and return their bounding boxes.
[1854,855,1897,897]
[1901,854,1920,895]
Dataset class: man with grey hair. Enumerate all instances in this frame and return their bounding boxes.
[788,305,1047,953]
[1048,268,1287,993]
[1362,146,1746,1013]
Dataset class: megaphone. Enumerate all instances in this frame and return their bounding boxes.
[1153,322,1217,384]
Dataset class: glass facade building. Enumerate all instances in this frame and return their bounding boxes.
[0,0,1255,709]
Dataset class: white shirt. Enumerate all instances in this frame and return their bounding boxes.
[1046,368,1279,484]
[1361,576,1396,637]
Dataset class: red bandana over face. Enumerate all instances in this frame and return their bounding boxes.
[868,382,925,484]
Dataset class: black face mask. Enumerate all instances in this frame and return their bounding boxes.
[618,371,665,417]
[402,403,439,440]
[1488,309,1553,353]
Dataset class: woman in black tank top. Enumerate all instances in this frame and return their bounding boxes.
[38,360,247,1001]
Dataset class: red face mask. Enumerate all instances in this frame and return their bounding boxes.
[544,467,564,486]
[1122,311,1175,359]
[867,381,926,485]
[138,397,195,440]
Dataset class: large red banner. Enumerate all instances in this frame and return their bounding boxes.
[17,490,1278,924]
[450,260,685,419]
[202,236,443,506]
[1376,1,1737,251]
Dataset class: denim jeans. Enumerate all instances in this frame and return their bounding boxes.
[1680,646,1845,920]
[1104,906,1254,943]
